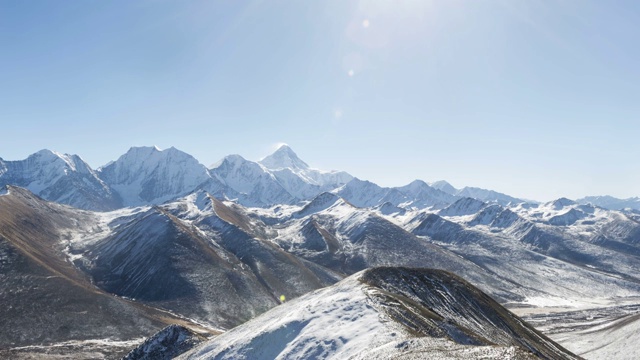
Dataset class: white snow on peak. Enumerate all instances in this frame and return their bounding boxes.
[456,186,523,206]
[98,146,212,206]
[208,147,352,205]
[577,195,640,211]
[209,154,279,195]
[209,154,247,170]
[0,149,108,197]
[258,145,352,186]
[430,180,458,195]
[161,191,214,220]
[294,192,347,218]
[548,197,577,210]
[333,178,453,209]
[0,149,123,210]
[402,179,430,192]
[439,197,487,217]
[31,149,79,172]
[259,144,310,170]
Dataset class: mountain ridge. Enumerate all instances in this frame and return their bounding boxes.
[0,145,545,212]
[178,267,579,360]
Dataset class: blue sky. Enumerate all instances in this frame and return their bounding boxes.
[1,0,639,201]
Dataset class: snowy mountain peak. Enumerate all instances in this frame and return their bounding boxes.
[259,144,309,170]
[405,179,429,189]
[127,145,160,156]
[98,146,211,206]
[29,149,78,171]
[439,197,487,217]
[577,195,640,211]
[0,150,120,210]
[295,192,347,218]
[33,148,60,158]
[209,154,248,170]
[430,180,458,195]
[549,197,576,210]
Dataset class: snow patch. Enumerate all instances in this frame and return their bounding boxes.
[184,276,400,359]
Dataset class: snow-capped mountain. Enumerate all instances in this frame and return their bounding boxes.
[430,179,458,194]
[0,145,538,211]
[260,144,353,190]
[430,180,526,206]
[0,150,121,210]
[333,178,454,209]
[396,179,457,208]
[209,154,297,206]
[67,191,341,329]
[456,186,524,206]
[235,144,354,201]
[179,268,578,360]
[467,204,521,228]
[331,178,392,207]
[98,146,214,207]
[577,195,640,211]
[439,197,488,217]
[205,145,353,206]
[259,144,311,171]
[3,183,640,359]
[394,196,640,302]
[3,144,640,359]
[204,145,352,207]
[207,146,354,206]
[0,145,353,210]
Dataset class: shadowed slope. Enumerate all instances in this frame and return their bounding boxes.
[0,186,213,358]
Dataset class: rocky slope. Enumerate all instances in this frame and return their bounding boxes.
[178,267,579,359]
[0,186,214,359]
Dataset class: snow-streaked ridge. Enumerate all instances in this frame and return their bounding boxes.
[180,268,578,360]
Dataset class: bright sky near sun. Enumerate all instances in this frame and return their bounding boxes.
[1,0,639,201]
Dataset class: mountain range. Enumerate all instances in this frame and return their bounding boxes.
[3,144,636,214]
[1,145,639,359]
[0,145,522,212]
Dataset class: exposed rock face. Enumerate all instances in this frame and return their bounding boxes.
[123,325,206,360]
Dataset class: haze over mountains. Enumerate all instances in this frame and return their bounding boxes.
[1,144,640,359]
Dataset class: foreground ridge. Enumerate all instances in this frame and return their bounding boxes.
[176,267,579,360]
